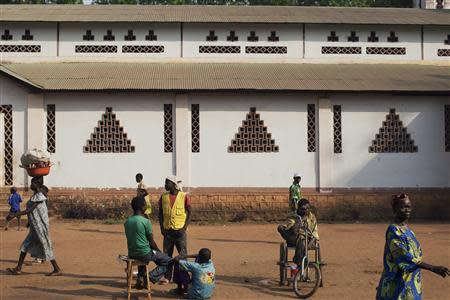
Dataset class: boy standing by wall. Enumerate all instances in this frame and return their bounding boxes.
[135,173,152,219]
[5,187,22,231]
[289,173,302,213]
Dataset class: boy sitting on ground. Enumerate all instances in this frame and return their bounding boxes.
[173,248,215,299]
[277,198,319,265]
[124,196,171,288]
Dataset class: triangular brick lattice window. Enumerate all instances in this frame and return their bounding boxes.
[369,109,417,153]
[228,107,279,153]
[83,107,135,153]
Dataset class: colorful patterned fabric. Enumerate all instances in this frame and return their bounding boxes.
[376,224,423,300]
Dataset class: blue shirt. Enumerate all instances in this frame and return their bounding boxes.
[179,259,215,299]
[8,192,22,211]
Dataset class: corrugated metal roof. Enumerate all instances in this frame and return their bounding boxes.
[1,62,449,92]
[1,5,449,25]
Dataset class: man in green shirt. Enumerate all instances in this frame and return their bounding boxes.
[124,196,171,288]
[289,173,302,212]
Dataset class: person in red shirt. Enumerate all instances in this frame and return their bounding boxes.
[158,175,192,283]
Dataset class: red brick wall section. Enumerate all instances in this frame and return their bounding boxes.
[3,187,449,222]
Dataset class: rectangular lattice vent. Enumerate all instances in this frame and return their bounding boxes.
[0,45,41,53]
[191,104,200,153]
[122,45,165,53]
[75,45,118,53]
[47,104,56,153]
[322,46,361,54]
[333,105,342,153]
[0,105,13,185]
[307,104,316,152]
[199,46,241,54]
[164,104,174,153]
[366,47,406,55]
[245,46,287,54]
[438,49,450,57]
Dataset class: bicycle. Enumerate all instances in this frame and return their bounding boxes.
[278,221,323,298]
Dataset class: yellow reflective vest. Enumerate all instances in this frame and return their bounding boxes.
[161,191,187,230]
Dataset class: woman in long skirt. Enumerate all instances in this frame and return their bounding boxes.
[6,177,62,276]
[376,193,449,300]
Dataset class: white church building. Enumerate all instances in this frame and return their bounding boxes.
[1,4,449,220]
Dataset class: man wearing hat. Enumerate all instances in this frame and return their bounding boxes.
[158,175,192,282]
[289,173,302,212]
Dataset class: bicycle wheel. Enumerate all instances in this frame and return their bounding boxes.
[293,262,321,299]
[279,243,288,286]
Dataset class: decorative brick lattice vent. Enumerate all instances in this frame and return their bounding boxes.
[47,104,56,153]
[206,30,218,42]
[22,30,33,41]
[227,31,238,42]
[322,46,361,54]
[0,45,41,53]
[369,109,418,153]
[268,31,279,42]
[1,29,13,40]
[145,30,157,41]
[191,104,200,153]
[387,31,399,43]
[122,45,164,53]
[445,105,450,152]
[437,49,450,56]
[307,104,316,152]
[368,31,379,43]
[366,47,406,55]
[83,30,94,41]
[228,107,279,153]
[75,45,117,53]
[164,104,174,153]
[0,105,13,185]
[327,31,339,42]
[247,31,259,42]
[199,46,240,53]
[245,46,287,54]
[333,105,342,153]
[84,107,135,153]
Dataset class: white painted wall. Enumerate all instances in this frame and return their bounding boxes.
[43,92,175,188]
[331,94,450,188]
[183,24,303,59]
[423,26,450,60]
[305,24,422,60]
[188,93,317,187]
[59,23,181,58]
[0,22,57,58]
[0,75,28,187]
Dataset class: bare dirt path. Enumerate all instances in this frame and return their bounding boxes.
[1,221,449,300]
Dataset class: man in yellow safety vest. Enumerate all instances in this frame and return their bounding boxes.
[158,175,192,283]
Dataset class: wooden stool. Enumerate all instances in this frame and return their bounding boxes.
[119,255,152,300]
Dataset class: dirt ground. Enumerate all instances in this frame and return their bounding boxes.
[1,220,449,300]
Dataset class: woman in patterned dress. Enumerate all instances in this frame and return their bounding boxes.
[376,193,449,300]
[6,177,62,276]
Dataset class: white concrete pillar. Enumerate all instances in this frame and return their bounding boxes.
[318,97,333,192]
[27,93,45,150]
[175,93,190,187]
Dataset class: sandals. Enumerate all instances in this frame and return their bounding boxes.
[6,267,21,275]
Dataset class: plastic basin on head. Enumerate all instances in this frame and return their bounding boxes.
[26,166,51,177]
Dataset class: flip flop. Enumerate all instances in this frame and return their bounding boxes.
[6,267,21,275]
[46,270,62,276]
